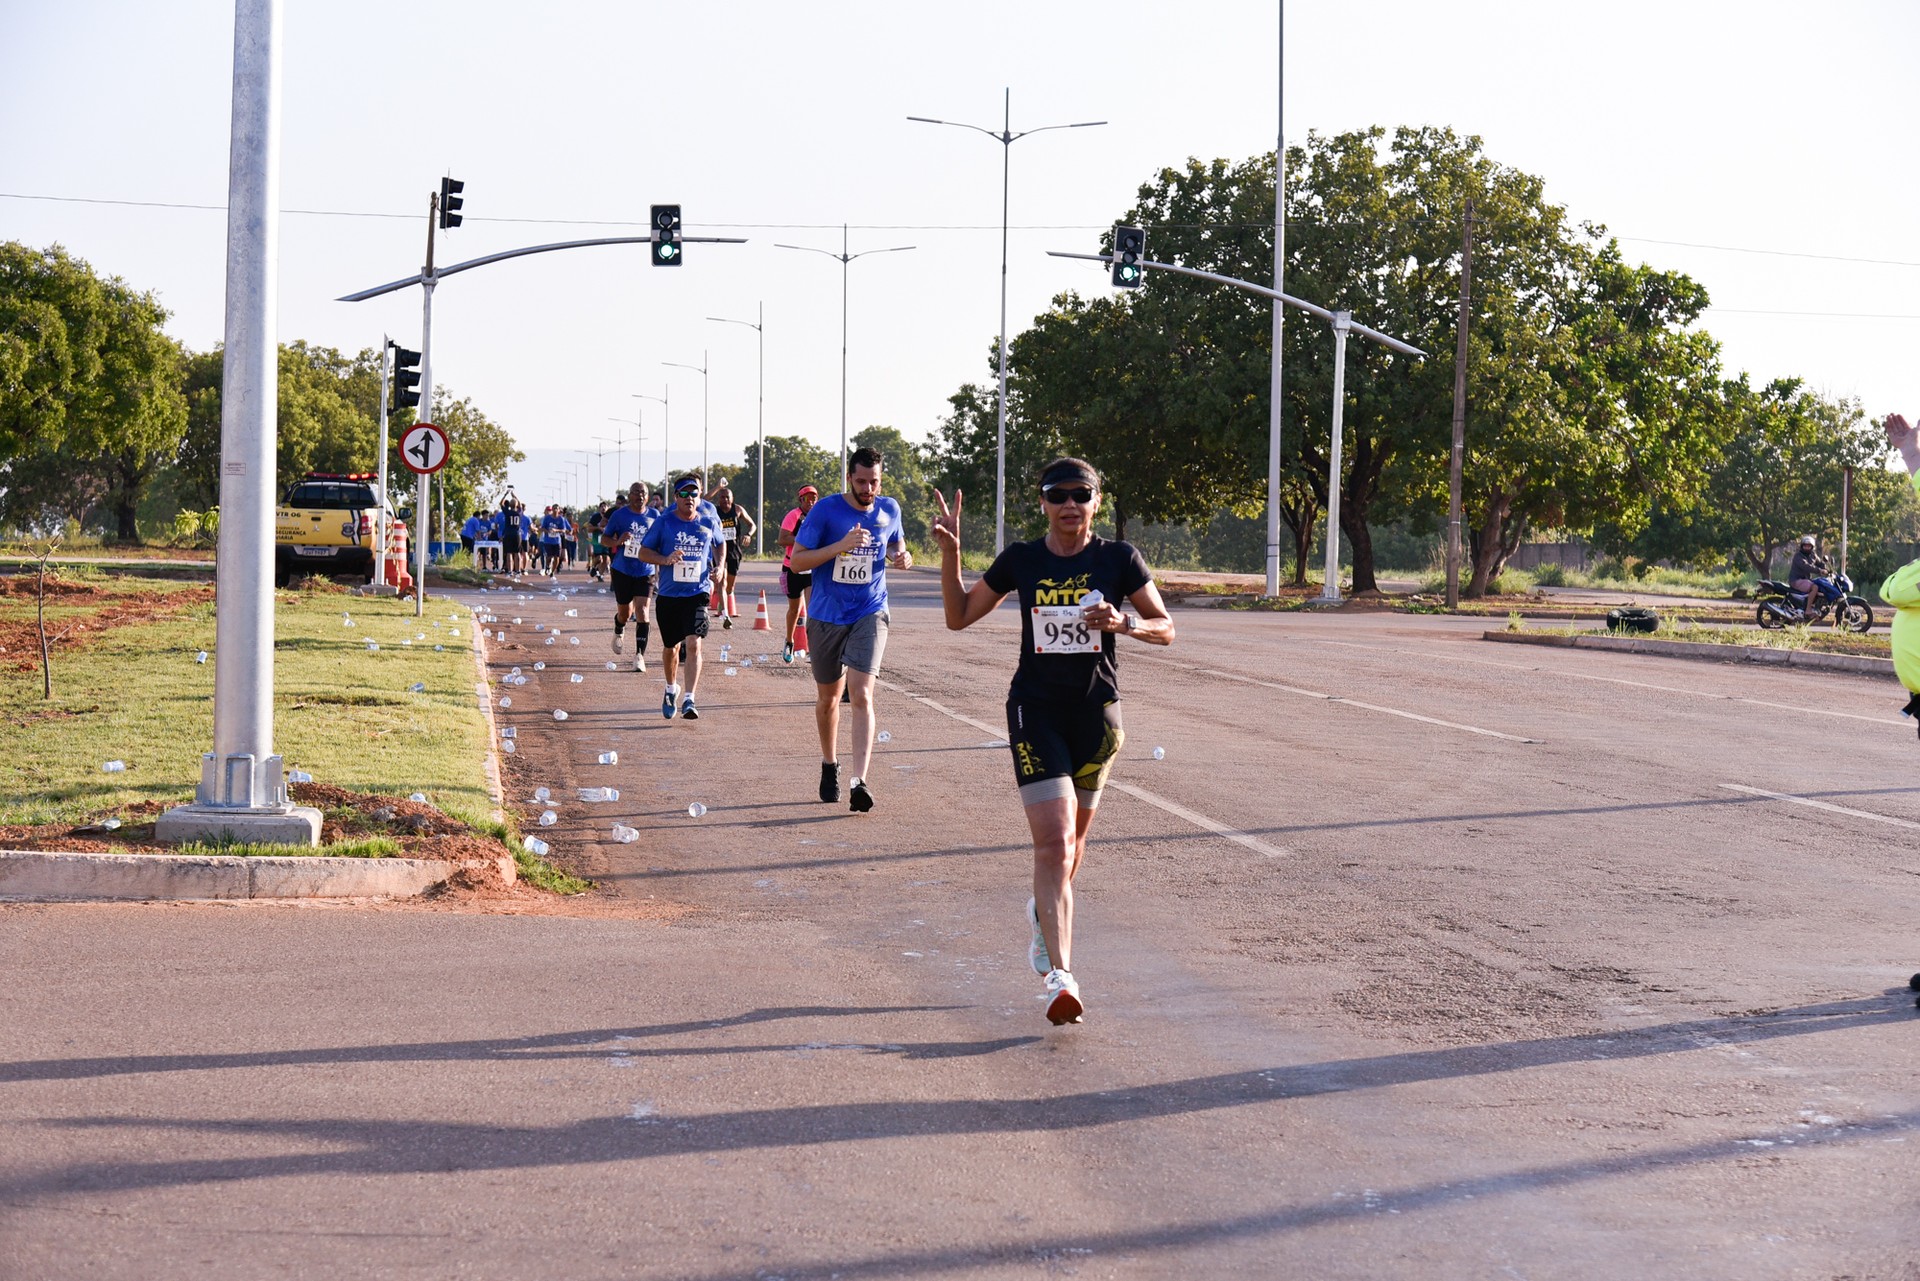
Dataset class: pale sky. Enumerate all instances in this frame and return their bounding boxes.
[4,1,1917,509]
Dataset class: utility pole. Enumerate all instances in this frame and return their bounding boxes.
[1265,0,1286,597]
[1445,199,1474,609]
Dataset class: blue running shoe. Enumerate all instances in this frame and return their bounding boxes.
[661,686,677,720]
[680,695,699,720]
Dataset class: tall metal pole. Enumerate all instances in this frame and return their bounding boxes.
[1319,312,1352,604]
[1264,5,1286,597]
[841,224,850,477]
[1446,199,1474,609]
[376,338,391,590]
[756,303,764,554]
[996,90,1012,552]
[159,0,320,844]
[415,188,437,617]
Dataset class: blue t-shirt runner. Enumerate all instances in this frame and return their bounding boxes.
[796,492,906,625]
[640,506,725,597]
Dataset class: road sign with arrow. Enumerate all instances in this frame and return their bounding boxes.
[400,422,449,475]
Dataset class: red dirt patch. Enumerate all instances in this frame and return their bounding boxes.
[0,577,217,673]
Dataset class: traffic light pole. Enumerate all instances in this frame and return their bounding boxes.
[414,196,438,618]
[375,338,391,593]
[1047,248,1425,604]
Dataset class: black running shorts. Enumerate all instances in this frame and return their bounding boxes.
[655,593,710,649]
[611,568,655,606]
[784,567,812,599]
[1006,697,1124,806]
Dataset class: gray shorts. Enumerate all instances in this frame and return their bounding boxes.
[806,610,888,684]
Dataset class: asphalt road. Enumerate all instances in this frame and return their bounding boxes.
[5,559,1918,1279]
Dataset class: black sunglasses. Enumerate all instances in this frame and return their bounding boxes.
[675,486,700,497]
[1041,486,1095,504]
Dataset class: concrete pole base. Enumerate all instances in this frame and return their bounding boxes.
[155,805,324,848]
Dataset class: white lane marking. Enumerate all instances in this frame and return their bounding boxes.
[875,679,1289,859]
[1129,651,1537,743]
[1314,639,1906,728]
[1104,781,1288,859]
[1719,783,1920,831]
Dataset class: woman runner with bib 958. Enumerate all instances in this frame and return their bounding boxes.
[932,458,1174,1025]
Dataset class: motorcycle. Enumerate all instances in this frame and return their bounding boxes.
[1754,572,1873,632]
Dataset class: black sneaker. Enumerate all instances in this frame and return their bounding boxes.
[849,779,873,813]
[818,761,840,803]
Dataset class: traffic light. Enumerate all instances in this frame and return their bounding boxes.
[391,345,422,411]
[1111,225,1145,288]
[438,177,464,230]
[650,204,682,266]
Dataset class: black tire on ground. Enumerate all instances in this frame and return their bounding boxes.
[1756,603,1785,630]
[1837,600,1873,633]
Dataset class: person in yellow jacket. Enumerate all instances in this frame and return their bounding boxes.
[1882,414,1920,725]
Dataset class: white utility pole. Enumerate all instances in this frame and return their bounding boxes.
[708,304,765,554]
[158,0,320,846]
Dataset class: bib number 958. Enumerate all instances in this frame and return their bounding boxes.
[1032,606,1098,654]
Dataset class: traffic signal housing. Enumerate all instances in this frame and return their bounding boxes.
[391,345,422,411]
[651,204,682,266]
[1111,224,1145,288]
[438,177,464,230]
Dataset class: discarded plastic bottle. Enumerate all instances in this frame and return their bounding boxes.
[578,787,621,802]
[499,696,512,708]
[605,661,618,671]
[533,661,546,671]
[568,637,580,646]
[611,823,640,843]
[514,617,523,625]
[565,608,579,618]
[449,629,460,637]
[724,667,738,677]
[553,709,569,721]
[409,792,427,803]
[533,786,551,802]
[570,673,584,684]
[102,760,126,773]
[598,750,619,765]
[195,651,208,664]
[501,740,516,754]
[101,817,122,831]
[687,802,707,818]
[510,666,523,677]
[366,641,379,652]
[415,633,426,641]
[1152,746,1166,760]
[545,637,557,646]
[287,769,314,784]
[539,810,558,827]
[523,835,550,857]
[876,730,892,744]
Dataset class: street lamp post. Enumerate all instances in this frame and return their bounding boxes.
[909,90,1106,553]
[708,304,765,554]
[662,354,710,481]
[576,448,602,505]
[774,226,914,477]
[602,416,643,490]
[633,390,668,489]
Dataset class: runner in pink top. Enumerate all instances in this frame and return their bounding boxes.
[778,485,820,664]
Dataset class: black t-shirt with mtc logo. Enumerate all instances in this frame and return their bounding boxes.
[982,536,1151,705]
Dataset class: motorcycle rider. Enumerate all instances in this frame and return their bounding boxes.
[1789,534,1831,620]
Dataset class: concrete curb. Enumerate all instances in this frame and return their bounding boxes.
[1483,629,1894,678]
[0,849,515,902]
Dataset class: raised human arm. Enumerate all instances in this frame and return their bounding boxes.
[788,523,869,573]
[931,488,1005,629]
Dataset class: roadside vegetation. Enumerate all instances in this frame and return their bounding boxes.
[0,569,587,891]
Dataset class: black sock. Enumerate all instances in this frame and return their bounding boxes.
[634,623,650,651]
[613,619,624,636]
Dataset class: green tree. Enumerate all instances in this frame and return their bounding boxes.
[0,244,185,540]
[425,392,523,529]
[726,434,839,536]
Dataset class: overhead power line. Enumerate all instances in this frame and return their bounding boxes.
[7,191,1920,270]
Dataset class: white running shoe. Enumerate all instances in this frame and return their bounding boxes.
[1026,897,1051,976]
[633,652,647,673]
[1043,969,1083,1026]
[610,632,623,655]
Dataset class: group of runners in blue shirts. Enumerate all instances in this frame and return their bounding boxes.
[459,500,578,577]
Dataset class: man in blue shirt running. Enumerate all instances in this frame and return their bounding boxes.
[602,483,659,673]
[627,473,727,720]
[790,446,912,811]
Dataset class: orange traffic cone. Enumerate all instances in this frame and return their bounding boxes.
[792,595,809,654]
[726,589,738,616]
[751,590,771,630]
[710,582,724,612]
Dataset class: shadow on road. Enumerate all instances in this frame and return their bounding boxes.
[7,994,1910,1203]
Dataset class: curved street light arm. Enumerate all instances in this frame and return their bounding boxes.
[1044,250,1426,357]
[337,235,748,302]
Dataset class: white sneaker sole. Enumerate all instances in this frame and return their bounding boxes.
[1045,988,1083,1026]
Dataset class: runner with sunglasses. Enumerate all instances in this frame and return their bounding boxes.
[932,457,1174,1026]
[626,474,727,720]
